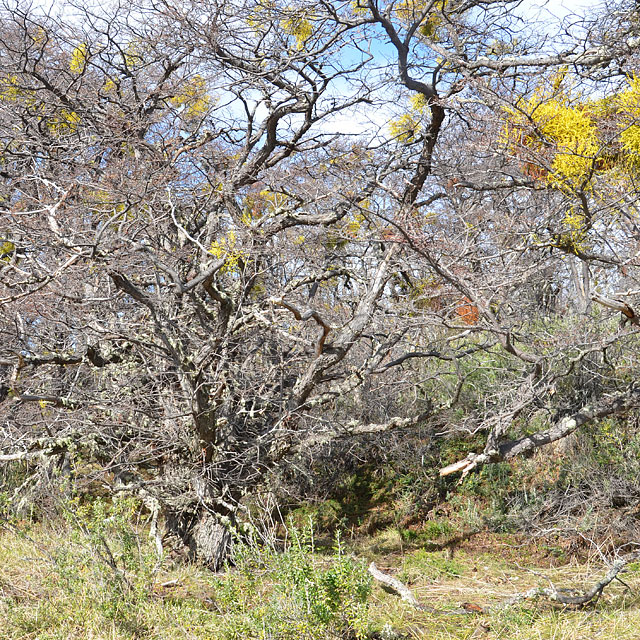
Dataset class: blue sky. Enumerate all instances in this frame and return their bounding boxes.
[326,0,604,136]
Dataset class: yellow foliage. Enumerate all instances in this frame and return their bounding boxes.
[246,1,276,32]
[240,207,259,227]
[1,75,82,136]
[1,239,15,263]
[501,70,640,187]
[87,189,126,215]
[346,212,365,237]
[209,230,247,273]
[259,189,289,212]
[395,0,448,40]
[389,90,433,142]
[69,43,88,74]
[616,74,640,169]
[419,14,444,40]
[170,75,211,119]
[395,0,428,20]
[281,9,314,50]
[535,103,597,187]
[389,112,420,142]
[32,26,47,46]
[241,189,292,226]
[409,93,428,112]
[123,42,143,69]
[350,1,369,15]
[0,75,24,103]
[103,78,117,93]
[503,76,603,190]
[556,206,588,252]
[47,109,81,136]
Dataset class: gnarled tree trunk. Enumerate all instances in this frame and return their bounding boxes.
[165,506,233,571]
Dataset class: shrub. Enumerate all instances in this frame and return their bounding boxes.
[216,522,372,639]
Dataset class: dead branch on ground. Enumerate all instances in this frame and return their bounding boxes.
[369,549,640,615]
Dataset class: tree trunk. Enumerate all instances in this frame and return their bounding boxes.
[190,512,233,571]
[164,503,234,571]
[569,256,591,314]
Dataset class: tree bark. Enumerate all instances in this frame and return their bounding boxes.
[190,512,233,571]
[165,506,233,571]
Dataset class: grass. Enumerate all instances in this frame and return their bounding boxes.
[2,516,640,640]
[365,551,640,640]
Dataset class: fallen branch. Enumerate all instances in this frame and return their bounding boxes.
[368,561,422,608]
[368,562,482,615]
[369,549,640,616]
[592,292,639,326]
[499,550,640,609]
[441,385,640,477]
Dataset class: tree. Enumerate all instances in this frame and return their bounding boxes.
[2,0,640,568]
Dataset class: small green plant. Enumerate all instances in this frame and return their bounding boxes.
[421,519,455,540]
[401,548,465,582]
[217,521,372,639]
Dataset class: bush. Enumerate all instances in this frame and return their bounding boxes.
[216,522,372,639]
[52,496,160,627]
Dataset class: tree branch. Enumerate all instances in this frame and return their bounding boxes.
[592,292,639,326]
[441,386,640,477]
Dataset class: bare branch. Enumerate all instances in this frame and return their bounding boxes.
[441,386,640,477]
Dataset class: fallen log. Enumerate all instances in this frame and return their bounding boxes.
[498,549,640,609]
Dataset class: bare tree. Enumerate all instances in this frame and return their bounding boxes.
[2,0,640,568]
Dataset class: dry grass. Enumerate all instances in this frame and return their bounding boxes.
[362,528,640,639]
[2,520,640,640]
